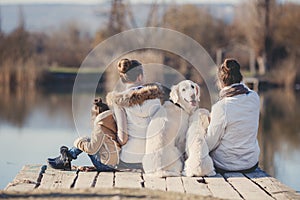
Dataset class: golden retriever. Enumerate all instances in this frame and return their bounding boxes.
[142,80,203,177]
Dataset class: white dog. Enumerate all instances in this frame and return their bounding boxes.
[142,80,201,177]
[183,108,216,177]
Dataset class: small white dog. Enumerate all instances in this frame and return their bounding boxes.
[143,80,201,177]
[183,108,216,177]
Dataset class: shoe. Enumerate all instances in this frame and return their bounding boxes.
[47,146,73,170]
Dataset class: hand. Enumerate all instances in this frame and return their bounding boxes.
[117,131,129,146]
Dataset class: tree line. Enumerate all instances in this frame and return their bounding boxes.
[0,0,299,89]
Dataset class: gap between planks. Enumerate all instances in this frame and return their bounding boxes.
[5,164,300,200]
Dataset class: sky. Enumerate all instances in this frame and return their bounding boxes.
[0,0,249,5]
[0,0,299,5]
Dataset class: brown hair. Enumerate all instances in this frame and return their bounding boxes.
[91,97,109,122]
[117,58,143,83]
[218,58,243,87]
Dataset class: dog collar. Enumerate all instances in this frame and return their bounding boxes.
[169,99,183,110]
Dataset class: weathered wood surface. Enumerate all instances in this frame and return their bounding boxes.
[4,164,300,200]
[205,174,242,200]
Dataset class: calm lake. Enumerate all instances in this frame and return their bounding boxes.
[0,87,299,192]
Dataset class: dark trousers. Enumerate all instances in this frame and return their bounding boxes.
[68,147,115,171]
[215,162,258,174]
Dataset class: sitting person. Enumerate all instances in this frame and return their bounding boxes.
[106,58,164,170]
[48,58,164,171]
[205,58,260,173]
[47,97,119,171]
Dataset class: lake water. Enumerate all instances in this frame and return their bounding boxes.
[0,87,299,192]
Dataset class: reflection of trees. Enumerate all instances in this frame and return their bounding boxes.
[0,87,74,128]
[0,85,35,127]
[258,89,300,175]
[39,92,74,125]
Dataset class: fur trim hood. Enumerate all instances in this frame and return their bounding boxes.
[106,83,164,107]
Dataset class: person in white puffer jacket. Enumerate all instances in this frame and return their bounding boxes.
[205,58,260,173]
[47,58,163,172]
[106,58,164,170]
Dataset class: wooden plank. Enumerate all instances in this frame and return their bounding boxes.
[245,168,300,200]
[205,174,242,200]
[7,164,299,200]
[114,172,143,189]
[181,177,212,196]
[224,172,273,200]
[166,177,185,193]
[5,164,41,191]
[143,174,166,191]
[95,172,114,188]
[74,171,98,189]
[38,167,77,189]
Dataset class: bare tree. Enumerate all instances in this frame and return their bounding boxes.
[274,3,300,56]
[0,6,2,33]
[232,0,277,75]
[94,0,164,44]
[162,4,228,56]
[145,0,159,27]
[233,1,300,87]
[45,22,91,67]
[108,0,128,35]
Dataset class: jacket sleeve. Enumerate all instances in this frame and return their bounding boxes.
[205,101,226,152]
[113,104,129,146]
[73,129,105,155]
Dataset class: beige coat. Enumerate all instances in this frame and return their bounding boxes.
[74,110,120,167]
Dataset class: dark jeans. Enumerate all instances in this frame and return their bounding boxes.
[215,162,259,174]
[116,160,144,172]
[68,147,115,171]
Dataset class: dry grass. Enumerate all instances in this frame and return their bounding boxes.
[0,58,44,89]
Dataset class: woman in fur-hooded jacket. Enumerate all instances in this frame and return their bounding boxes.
[106,59,164,169]
[107,83,163,166]
[47,59,163,172]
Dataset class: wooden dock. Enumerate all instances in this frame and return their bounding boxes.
[2,164,299,200]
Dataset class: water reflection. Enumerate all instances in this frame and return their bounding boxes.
[0,85,37,127]
[0,87,91,189]
[258,89,300,191]
[0,87,299,192]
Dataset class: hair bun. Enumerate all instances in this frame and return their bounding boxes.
[93,97,103,106]
[218,58,243,87]
[222,58,241,74]
[221,63,230,74]
[118,58,132,74]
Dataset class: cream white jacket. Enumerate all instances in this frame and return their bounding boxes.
[205,85,260,171]
[107,83,164,163]
[120,99,161,163]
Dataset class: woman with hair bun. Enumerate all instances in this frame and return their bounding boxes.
[106,58,164,170]
[47,58,163,172]
[205,58,260,173]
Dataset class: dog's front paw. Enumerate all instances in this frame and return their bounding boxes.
[206,170,216,177]
[182,169,193,177]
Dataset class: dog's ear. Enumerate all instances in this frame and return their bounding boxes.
[195,84,201,102]
[170,84,179,103]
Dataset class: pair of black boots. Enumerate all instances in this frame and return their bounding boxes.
[47,146,73,170]
[48,97,110,171]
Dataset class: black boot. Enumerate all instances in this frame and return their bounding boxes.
[47,146,73,170]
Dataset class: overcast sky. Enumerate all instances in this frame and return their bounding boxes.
[0,0,257,5]
[1,0,299,4]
